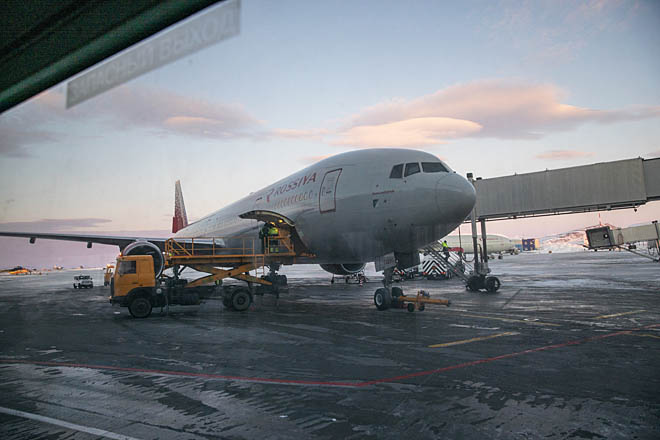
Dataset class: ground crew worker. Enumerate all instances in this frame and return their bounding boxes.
[268,223,279,253]
[442,240,450,260]
[259,222,271,253]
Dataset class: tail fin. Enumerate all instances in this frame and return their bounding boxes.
[172,180,189,233]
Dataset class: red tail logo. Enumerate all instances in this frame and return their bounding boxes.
[172,180,189,233]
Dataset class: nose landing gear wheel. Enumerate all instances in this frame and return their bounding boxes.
[374,288,392,311]
[485,276,501,293]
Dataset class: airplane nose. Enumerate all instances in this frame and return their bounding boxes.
[435,173,476,221]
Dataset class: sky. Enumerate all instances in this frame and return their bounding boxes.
[1,0,659,267]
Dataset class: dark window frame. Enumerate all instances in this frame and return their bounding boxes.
[421,162,449,173]
[389,163,403,179]
[404,162,421,177]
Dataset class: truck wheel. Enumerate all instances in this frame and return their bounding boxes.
[73,284,77,289]
[407,303,415,312]
[129,297,152,318]
[232,289,251,312]
[222,296,233,309]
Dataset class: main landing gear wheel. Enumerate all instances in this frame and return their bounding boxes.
[391,286,403,307]
[467,275,483,292]
[129,297,152,318]
[231,288,252,312]
[374,288,392,311]
[485,276,501,293]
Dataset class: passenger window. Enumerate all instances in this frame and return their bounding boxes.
[422,162,449,173]
[404,162,420,177]
[389,164,403,178]
[118,260,136,275]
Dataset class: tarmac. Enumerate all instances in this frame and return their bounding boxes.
[0,251,659,439]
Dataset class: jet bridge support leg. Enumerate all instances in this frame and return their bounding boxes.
[466,172,501,293]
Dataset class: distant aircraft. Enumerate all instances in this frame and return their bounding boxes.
[8,268,31,275]
[0,149,476,304]
[443,234,518,255]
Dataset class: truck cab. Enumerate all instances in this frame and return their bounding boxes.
[110,254,216,318]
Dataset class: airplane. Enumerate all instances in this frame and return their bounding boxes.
[442,234,518,256]
[0,148,476,309]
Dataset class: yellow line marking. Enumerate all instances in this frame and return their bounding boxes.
[625,333,660,339]
[593,310,646,320]
[457,313,561,327]
[429,332,518,348]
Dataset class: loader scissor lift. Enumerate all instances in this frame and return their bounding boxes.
[163,231,308,311]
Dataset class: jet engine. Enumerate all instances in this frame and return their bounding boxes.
[319,263,366,275]
[122,240,164,277]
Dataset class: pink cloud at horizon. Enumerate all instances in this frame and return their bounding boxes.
[332,80,660,148]
[535,150,595,160]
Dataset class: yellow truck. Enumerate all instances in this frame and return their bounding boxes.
[109,255,221,318]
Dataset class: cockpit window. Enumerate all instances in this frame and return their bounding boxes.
[422,162,449,173]
[389,164,403,178]
[404,162,420,177]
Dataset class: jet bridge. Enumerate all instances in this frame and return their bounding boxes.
[472,157,660,221]
[463,157,660,287]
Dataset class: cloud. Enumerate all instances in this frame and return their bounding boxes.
[0,86,263,157]
[93,86,260,138]
[0,218,112,232]
[535,150,595,160]
[335,80,660,147]
[334,117,481,148]
[0,125,59,157]
[483,0,641,64]
[271,128,330,140]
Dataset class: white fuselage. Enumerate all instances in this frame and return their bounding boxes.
[175,149,476,265]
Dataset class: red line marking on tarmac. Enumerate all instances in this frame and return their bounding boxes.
[2,324,657,388]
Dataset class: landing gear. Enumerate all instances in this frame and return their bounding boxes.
[374,287,392,311]
[466,275,501,293]
[485,276,501,293]
[374,268,406,311]
[391,286,403,307]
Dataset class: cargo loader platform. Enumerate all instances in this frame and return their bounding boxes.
[163,232,310,309]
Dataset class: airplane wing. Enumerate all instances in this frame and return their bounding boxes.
[0,231,167,251]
